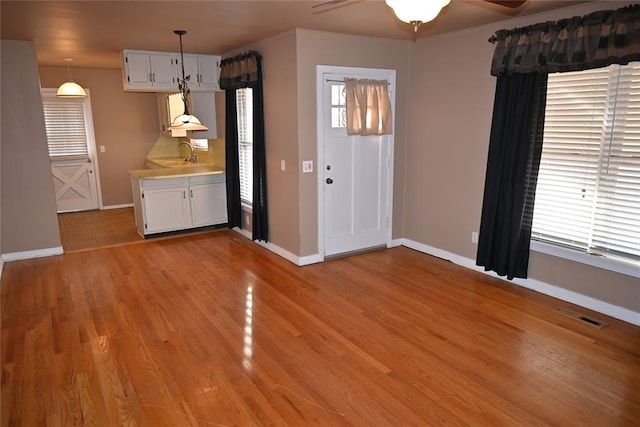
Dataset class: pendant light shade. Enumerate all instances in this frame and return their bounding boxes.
[56,81,87,98]
[57,58,87,98]
[167,30,208,133]
[385,0,451,32]
[170,113,208,131]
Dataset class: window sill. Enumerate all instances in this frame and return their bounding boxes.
[530,240,640,279]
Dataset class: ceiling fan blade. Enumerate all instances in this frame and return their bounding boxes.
[484,0,527,8]
[312,0,348,9]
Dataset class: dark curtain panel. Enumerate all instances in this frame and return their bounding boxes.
[489,4,640,76]
[224,89,242,229]
[250,59,268,242]
[476,73,548,279]
[219,51,268,242]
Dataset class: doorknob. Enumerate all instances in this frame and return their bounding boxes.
[326,178,333,184]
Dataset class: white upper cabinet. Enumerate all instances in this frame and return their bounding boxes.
[123,49,220,92]
[181,54,221,91]
[122,50,179,91]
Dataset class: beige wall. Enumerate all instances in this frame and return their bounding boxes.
[38,67,159,207]
[253,30,302,254]
[220,30,301,254]
[405,1,639,313]
[295,29,411,256]
[3,1,636,316]
[228,29,410,257]
[1,40,61,254]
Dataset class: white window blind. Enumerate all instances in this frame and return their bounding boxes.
[532,63,640,261]
[237,88,253,204]
[41,96,90,158]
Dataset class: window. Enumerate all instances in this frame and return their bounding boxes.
[532,63,640,265]
[41,91,92,158]
[330,83,346,129]
[237,88,253,205]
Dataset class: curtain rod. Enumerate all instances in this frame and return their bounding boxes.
[325,79,390,85]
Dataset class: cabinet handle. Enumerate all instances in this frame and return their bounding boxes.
[183,191,186,199]
[152,72,155,82]
[190,189,194,198]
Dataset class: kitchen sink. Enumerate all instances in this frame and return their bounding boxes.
[147,158,200,168]
[158,159,200,167]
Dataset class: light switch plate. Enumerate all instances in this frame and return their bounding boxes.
[302,160,313,173]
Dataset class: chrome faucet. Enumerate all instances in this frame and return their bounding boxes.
[178,141,197,163]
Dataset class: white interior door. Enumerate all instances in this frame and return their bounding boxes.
[42,89,102,213]
[320,69,394,257]
[51,158,99,212]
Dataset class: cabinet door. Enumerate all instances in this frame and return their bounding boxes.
[142,186,191,233]
[180,55,199,87]
[190,183,228,227]
[124,52,153,87]
[149,53,178,88]
[197,56,220,90]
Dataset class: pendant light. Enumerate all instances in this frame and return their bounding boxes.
[56,58,87,98]
[385,0,451,33]
[168,30,207,133]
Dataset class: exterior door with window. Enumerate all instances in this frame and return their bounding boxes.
[42,89,100,212]
[321,69,395,257]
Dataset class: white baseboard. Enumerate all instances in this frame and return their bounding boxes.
[102,203,134,210]
[400,238,640,327]
[2,246,64,262]
[0,257,4,281]
[231,228,323,266]
[388,238,403,248]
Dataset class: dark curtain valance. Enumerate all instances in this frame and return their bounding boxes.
[219,51,260,89]
[489,4,640,76]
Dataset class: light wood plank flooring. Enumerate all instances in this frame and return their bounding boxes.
[2,230,639,426]
[58,208,142,251]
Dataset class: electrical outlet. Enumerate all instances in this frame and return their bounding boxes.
[281,160,286,171]
[99,145,106,153]
[471,232,479,244]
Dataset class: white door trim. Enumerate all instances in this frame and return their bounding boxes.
[316,65,396,260]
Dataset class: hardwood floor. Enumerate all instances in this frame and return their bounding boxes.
[58,208,143,251]
[2,230,639,426]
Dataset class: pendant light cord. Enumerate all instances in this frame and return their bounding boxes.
[175,30,191,116]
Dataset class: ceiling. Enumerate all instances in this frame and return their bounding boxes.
[1,0,591,69]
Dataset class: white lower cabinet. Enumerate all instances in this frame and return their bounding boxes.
[131,174,227,236]
[143,185,191,233]
[190,183,227,227]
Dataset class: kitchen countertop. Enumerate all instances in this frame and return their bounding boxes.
[130,158,225,180]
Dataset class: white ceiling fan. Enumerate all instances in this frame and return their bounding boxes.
[313,0,527,32]
[312,0,527,9]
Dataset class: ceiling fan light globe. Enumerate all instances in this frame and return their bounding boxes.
[385,0,451,25]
